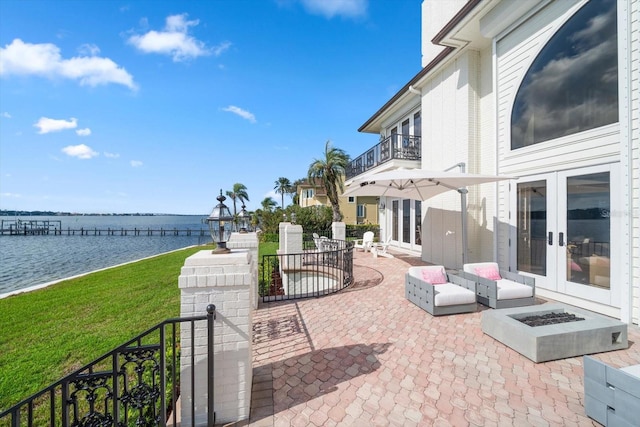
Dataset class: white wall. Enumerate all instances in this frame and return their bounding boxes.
[421,0,467,66]
[420,49,499,268]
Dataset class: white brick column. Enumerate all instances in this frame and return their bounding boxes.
[278,222,290,253]
[227,232,259,309]
[179,250,253,425]
[332,221,346,241]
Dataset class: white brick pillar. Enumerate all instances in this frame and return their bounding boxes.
[332,222,346,241]
[227,232,259,309]
[179,250,253,425]
[278,222,290,253]
[280,225,303,294]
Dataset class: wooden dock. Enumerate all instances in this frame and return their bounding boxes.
[0,219,208,236]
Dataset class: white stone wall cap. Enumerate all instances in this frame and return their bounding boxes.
[184,250,250,266]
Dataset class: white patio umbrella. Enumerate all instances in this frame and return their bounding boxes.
[343,167,511,199]
[343,165,515,264]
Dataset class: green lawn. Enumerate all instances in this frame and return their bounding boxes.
[0,245,214,412]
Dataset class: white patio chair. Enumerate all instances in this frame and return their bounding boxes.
[374,236,392,256]
[354,231,374,252]
[405,265,477,316]
[461,262,535,309]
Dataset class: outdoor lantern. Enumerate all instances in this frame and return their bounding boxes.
[238,204,249,233]
[290,212,296,224]
[207,190,233,254]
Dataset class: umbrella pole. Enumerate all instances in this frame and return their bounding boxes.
[459,189,468,266]
[446,162,469,266]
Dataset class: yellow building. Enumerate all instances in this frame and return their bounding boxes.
[297,179,379,225]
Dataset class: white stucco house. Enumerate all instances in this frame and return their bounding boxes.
[347,0,639,325]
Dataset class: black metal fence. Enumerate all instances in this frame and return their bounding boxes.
[0,306,217,427]
[260,238,354,302]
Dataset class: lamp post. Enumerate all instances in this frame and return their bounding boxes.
[207,190,233,254]
[238,204,249,233]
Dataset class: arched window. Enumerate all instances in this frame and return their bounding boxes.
[511,0,618,150]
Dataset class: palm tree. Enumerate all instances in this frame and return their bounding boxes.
[307,140,350,222]
[274,177,293,208]
[226,183,249,230]
[261,197,278,212]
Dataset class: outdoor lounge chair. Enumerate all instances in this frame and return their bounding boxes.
[461,262,535,309]
[584,355,640,426]
[354,231,374,252]
[405,266,477,316]
[373,236,392,256]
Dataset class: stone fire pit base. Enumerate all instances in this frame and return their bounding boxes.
[482,303,628,363]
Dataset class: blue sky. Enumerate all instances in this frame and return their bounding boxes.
[0,0,421,214]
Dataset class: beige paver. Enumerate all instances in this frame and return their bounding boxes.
[244,250,640,426]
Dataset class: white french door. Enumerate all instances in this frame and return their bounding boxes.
[510,164,619,307]
[389,198,422,251]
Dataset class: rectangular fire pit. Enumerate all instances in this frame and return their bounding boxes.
[482,303,628,363]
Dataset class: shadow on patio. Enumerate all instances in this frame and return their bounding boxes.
[245,249,640,426]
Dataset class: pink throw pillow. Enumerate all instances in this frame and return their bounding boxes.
[474,265,502,281]
[421,269,448,284]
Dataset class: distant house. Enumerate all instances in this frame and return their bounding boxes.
[297,178,379,225]
[348,0,639,325]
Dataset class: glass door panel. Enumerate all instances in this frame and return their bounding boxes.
[402,199,411,243]
[565,172,610,288]
[516,180,547,276]
[392,200,399,241]
[415,201,422,245]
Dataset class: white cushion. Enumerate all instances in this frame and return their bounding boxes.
[463,262,498,274]
[408,266,445,280]
[496,279,533,300]
[433,283,476,307]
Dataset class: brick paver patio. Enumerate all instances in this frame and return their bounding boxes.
[246,250,640,426]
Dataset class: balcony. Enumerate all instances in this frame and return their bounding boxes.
[346,134,421,180]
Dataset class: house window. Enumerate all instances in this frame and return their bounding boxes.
[511,0,618,149]
[356,204,366,218]
[414,112,421,137]
[348,196,355,203]
[302,189,314,199]
[401,119,410,137]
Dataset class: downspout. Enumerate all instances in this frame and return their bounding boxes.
[408,85,421,96]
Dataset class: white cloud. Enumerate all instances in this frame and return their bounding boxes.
[62,144,99,159]
[0,39,137,90]
[76,128,91,136]
[130,160,143,167]
[222,105,256,123]
[78,43,100,56]
[127,14,221,62]
[1,112,11,118]
[301,0,367,18]
[34,117,77,134]
[1,192,22,198]
[212,41,232,56]
[104,151,120,158]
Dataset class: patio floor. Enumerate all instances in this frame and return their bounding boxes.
[244,250,640,426]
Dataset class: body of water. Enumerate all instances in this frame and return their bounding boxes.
[0,215,211,296]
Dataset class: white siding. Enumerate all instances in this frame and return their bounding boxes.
[630,0,640,324]
[493,0,637,323]
[494,1,623,266]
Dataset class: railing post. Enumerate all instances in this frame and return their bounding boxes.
[207,304,216,427]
